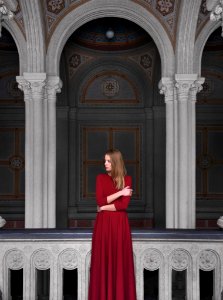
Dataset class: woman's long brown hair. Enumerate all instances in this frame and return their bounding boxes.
[104,149,127,189]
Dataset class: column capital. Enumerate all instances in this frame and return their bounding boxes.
[23,73,46,95]
[189,77,205,102]
[0,0,16,37]
[158,77,174,103]
[208,0,223,36]
[46,76,63,99]
[16,76,31,101]
[175,74,198,101]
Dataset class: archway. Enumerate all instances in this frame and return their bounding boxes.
[0,27,25,228]
[56,17,165,228]
[196,26,223,229]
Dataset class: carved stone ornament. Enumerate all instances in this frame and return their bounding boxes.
[0,0,14,37]
[199,250,218,271]
[143,249,162,271]
[59,249,78,270]
[33,249,51,270]
[102,79,119,97]
[0,215,6,228]
[208,0,223,36]
[6,249,24,270]
[158,78,174,102]
[171,249,189,271]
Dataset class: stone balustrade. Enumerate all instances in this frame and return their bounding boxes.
[0,229,222,299]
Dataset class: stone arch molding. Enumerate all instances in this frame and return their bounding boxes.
[194,20,221,75]
[3,20,27,74]
[47,0,174,77]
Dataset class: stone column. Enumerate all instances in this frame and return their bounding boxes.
[17,74,62,228]
[46,76,62,227]
[160,75,204,228]
[175,74,204,228]
[188,78,205,228]
[17,73,46,228]
[159,78,176,228]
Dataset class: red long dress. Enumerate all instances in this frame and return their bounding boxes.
[88,173,137,300]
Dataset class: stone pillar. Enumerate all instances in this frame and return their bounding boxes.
[188,78,205,228]
[175,74,197,228]
[159,78,176,228]
[160,75,204,229]
[46,76,62,227]
[175,74,204,228]
[17,73,46,228]
[17,73,62,228]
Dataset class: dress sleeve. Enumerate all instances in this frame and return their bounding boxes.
[96,175,108,207]
[114,176,132,211]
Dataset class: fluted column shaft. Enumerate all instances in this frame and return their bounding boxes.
[17,73,62,228]
[159,78,176,228]
[46,76,62,227]
[160,75,204,229]
[17,73,46,227]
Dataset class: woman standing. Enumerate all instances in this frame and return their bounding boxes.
[88,149,137,300]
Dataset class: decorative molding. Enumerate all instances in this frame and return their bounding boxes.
[0,0,15,37]
[171,249,190,271]
[59,248,78,270]
[33,249,51,270]
[6,249,24,269]
[199,249,218,271]
[132,0,180,48]
[143,248,162,270]
[158,77,174,103]
[208,0,223,36]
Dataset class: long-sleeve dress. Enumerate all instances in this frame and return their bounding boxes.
[88,173,137,300]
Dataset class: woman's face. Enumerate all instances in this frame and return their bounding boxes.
[104,154,112,173]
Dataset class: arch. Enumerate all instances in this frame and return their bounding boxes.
[19,0,46,72]
[46,0,174,77]
[194,20,221,75]
[69,56,152,107]
[175,0,202,74]
[3,20,27,74]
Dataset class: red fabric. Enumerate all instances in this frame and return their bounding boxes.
[89,174,136,300]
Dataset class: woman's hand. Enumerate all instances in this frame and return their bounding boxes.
[97,205,102,212]
[121,186,133,196]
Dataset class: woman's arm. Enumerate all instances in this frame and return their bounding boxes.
[99,179,133,212]
[106,186,132,204]
[98,204,116,211]
[96,175,108,207]
[114,176,133,211]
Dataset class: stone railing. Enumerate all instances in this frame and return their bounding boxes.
[0,229,222,299]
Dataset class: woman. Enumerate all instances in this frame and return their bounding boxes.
[88,149,137,300]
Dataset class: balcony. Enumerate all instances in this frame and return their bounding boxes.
[0,229,222,299]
